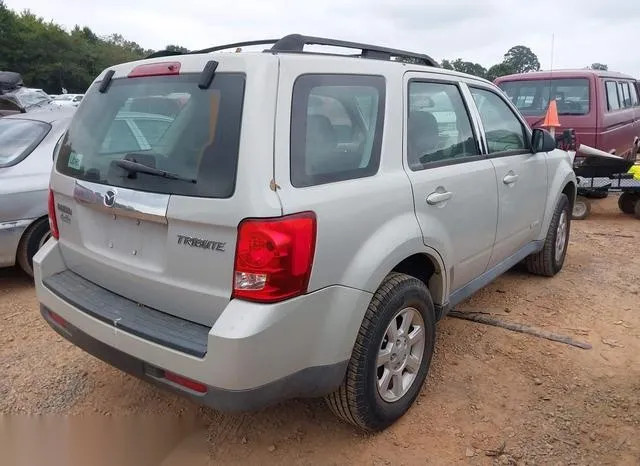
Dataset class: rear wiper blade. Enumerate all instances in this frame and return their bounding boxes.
[114,158,196,183]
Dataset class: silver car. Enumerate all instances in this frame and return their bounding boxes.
[35,35,576,431]
[0,107,75,276]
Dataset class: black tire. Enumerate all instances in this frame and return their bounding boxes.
[584,190,608,199]
[635,199,640,220]
[618,192,639,214]
[325,272,436,431]
[16,218,51,278]
[525,193,571,277]
[572,196,591,220]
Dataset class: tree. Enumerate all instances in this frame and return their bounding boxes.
[0,3,152,93]
[590,62,608,71]
[449,59,487,78]
[441,59,453,70]
[486,63,515,82]
[503,45,540,74]
[166,45,189,54]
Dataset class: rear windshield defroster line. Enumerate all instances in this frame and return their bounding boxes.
[55,73,246,199]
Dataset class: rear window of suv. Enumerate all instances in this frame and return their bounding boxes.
[499,78,590,116]
[55,73,246,198]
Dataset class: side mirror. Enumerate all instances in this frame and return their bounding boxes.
[531,128,556,153]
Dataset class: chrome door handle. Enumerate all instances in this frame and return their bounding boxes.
[426,191,453,205]
[503,173,519,185]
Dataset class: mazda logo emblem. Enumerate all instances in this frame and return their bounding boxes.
[104,190,117,207]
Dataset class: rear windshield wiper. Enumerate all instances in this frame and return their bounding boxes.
[114,158,197,183]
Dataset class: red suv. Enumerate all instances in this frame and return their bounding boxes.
[495,70,640,159]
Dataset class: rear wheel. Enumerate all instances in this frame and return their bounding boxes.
[635,199,640,220]
[325,273,435,431]
[572,196,591,220]
[618,192,639,214]
[16,218,51,278]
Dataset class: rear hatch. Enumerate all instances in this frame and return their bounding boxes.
[50,56,277,326]
[497,77,597,147]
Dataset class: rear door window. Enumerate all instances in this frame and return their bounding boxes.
[407,81,480,169]
[55,73,246,199]
[290,74,385,187]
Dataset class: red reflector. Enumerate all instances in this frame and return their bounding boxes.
[49,311,67,328]
[164,371,207,394]
[128,61,181,78]
[233,212,317,303]
[48,188,59,240]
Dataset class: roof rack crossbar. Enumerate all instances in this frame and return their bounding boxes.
[268,34,440,67]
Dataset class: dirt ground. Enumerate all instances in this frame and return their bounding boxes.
[1,195,639,465]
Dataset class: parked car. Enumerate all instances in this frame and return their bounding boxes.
[51,94,84,108]
[0,87,53,117]
[36,34,576,431]
[495,70,640,159]
[0,107,75,276]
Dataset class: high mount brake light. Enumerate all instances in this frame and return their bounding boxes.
[232,212,317,303]
[128,62,181,78]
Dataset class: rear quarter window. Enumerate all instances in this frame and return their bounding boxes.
[290,74,385,188]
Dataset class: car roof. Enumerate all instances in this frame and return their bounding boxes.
[4,106,76,123]
[495,69,636,82]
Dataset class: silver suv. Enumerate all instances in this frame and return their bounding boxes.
[35,35,576,431]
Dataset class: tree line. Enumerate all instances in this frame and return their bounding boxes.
[0,1,610,94]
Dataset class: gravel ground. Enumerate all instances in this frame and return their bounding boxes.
[1,195,639,465]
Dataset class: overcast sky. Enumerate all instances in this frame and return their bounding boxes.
[6,0,640,77]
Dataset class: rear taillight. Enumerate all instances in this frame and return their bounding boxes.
[48,188,59,240]
[233,212,317,303]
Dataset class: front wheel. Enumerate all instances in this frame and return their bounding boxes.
[525,193,571,277]
[325,273,436,431]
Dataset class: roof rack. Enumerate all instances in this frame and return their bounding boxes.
[269,34,439,67]
[146,34,439,67]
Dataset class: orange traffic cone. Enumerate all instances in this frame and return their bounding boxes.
[541,99,561,136]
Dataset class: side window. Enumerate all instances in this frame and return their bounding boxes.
[407,81,479,169]
[291,75,385,188]
[470,87,529,154]
[606,81,620,111]
[630,83,639,107]
[620,82,631,108]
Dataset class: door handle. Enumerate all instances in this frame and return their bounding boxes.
[503,173,519,185]
[426,191,453,205]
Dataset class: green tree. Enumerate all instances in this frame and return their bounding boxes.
[486,63,515,82]
[166,44,189,53]
[502,45,540,74]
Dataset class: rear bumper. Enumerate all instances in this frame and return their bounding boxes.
[34,240,373,411]
[40,305,347,411]
[0,219,32,268]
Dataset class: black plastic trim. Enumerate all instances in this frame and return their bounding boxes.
[198,60,219,89]
[43,270,210,358]
[98,70,115,93]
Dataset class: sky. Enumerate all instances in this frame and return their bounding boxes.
[6,0,640,77]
